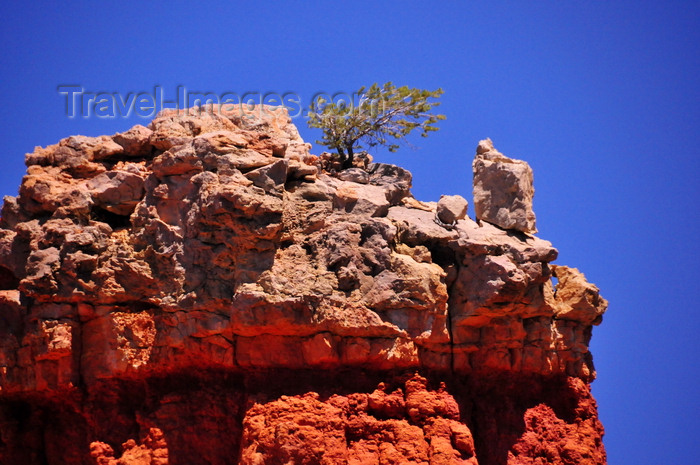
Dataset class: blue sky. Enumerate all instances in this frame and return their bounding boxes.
[1,1,698,463]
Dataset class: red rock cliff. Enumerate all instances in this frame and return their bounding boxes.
[0,105,607,464]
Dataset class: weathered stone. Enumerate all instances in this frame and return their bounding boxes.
[0,107,607,465]
[473,138,537,234]
[87,169,145,215]
[151,144,203,177]
[436,194,468,224]
[333,182,390,217]
[238,375,477,465]
[287,158,318,181]
[91,428,168,465]
[388,206,459,244]
[367,162,413,204]
[337,167,370,184]
[244,159,288,194]
[193,130,251,155]
[551,265,608,324]
[112,125,153,157]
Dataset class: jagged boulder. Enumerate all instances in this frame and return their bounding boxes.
[473,138,537,234]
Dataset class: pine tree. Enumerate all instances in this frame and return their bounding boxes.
[308,82,445,170]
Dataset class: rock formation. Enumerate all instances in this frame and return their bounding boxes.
[0,105,607,464]
[473,138,537,234]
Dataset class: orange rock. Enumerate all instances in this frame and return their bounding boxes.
[90,428,168,465]
[239,375,477,465]
[0,107,607,464]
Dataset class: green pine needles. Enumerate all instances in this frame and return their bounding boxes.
[307,82,445,170]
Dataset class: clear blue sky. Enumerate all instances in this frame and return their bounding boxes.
[1,1,698,463]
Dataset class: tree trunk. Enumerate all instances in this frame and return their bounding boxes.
[342,145,354,170]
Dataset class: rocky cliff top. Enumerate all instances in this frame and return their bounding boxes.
[0,105,608,464]
[0,104,606,388]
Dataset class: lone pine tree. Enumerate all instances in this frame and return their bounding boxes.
[308,82,445,170]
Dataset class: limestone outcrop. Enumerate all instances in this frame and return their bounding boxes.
[0,105,607,464]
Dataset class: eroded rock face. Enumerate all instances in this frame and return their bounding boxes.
[240,374,477,465]
[473,138,537,234]
[0,106,607,464]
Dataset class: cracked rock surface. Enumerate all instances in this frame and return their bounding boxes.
[0,106,607,464]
